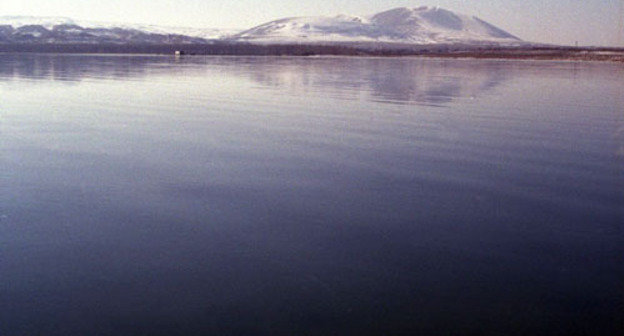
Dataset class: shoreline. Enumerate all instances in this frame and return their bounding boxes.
[1,44,623,63]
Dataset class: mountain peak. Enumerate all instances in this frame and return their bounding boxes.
[234,6,521,44]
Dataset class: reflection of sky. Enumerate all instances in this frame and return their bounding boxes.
[2,54,623,336]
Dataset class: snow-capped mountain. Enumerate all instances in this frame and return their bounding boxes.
[0,7,522,46]
[232,7,521,44]
[0,24,209,44]
[0,15,77,29]
[0,16,237,43]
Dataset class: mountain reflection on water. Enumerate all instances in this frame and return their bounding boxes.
[0,54,514,106]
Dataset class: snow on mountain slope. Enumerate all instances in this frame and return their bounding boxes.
[231,15,380,43]
[0,16,238,39]
[86,23,238,40]
[232,6,521,44]
[0,16,77,29]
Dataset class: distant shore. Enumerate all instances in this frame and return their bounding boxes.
[420,49,624,63]
[1,43,623,62]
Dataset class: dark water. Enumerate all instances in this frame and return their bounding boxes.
[1,54,623,335]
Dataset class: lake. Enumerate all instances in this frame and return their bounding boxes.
[1,54,623,335]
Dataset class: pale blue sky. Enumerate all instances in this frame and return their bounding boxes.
[1,0,622,46]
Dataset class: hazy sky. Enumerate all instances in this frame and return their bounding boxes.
[1,0,622,46]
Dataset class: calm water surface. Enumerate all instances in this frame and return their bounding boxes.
[1,55,623,335]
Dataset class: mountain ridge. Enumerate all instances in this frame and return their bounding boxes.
[0,7,522,46]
